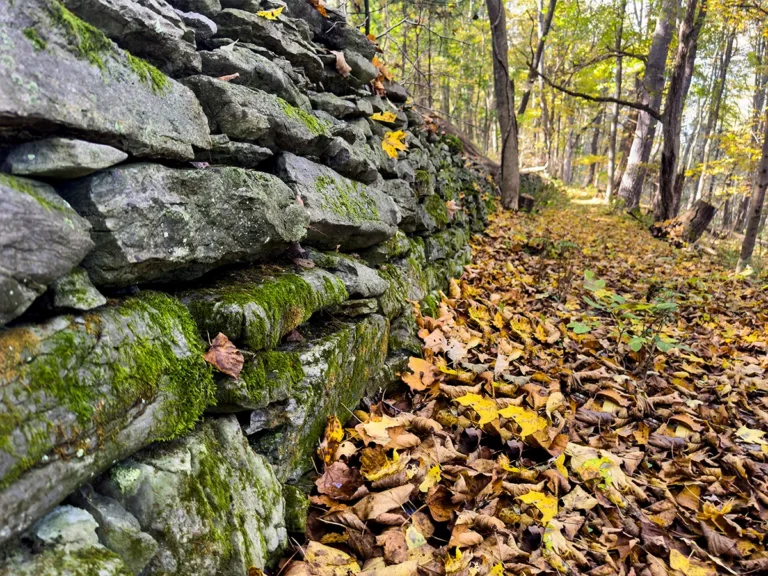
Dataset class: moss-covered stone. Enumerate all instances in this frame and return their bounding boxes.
[181,267,348,352]
[250,315,389,482]
[277,98,330,136]
[23,27,46,50]
[0,292,215,543]
[282,484,309,533]
[422,194,450,228]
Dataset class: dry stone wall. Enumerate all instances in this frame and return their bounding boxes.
[0,0,495,573]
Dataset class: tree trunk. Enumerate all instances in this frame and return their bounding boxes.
[617,0,677,210]
[606,0,627,204]
[486,0,520,210]
[655,0,707,222]
[586,109,603,186]
[518,0,558,117]
[681,200,716,242]
[738,107,768,272]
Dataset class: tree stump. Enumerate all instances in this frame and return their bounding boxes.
[651,200,716,245]
[520,194,536,213]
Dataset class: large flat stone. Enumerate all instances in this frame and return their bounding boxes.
[0,292,215,545]
[0,174,93,325]
[59,163,309,287]
[1,138,128,179]
[248,315,390,481]
[96,416,287,575]
[277,153,400,250]
[62,0,201,76]
[180,267,348,353]
[0,0,211,161]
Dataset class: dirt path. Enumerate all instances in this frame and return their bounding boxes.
[282,201,768,576]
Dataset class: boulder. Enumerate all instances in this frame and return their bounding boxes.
[384,80,409,102]
[0,0,211,161]
[309,92,357,118]
[173,9,217,41]
[62,0,201,76]
[184,76,331,154]
[277,153,400,250]
[180,267,348,353]
[167,0,221,16]
[1,138,128,179]
[344,50,378,83]
[59,163,308,287]
[50,267,107,311]
[375,178,420,233]
[96,416,287,575]
[69,486,159,575]
[199,46,309,109]
[0,174,93,325]
[322,137,380,184]
[194,134,273,168]
[0,292,215,545]
[0,506,131,575]
[213,9,324,82]
[306,250,389,298]
[248,315,389,480]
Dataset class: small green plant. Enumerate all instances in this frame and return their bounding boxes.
[581,270,680,372]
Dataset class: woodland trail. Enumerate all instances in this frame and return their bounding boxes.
[282,196,768,576]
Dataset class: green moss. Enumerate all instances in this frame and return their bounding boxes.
[23,27,46,50]
[227,350,304,407]
[277,97,329,136]
[126,53,168,93]
[49,0,113,69]
[282,484,309,533]
[315,174,380,223]
[442,134,463,153]
[0,173,68,213]
[422,194,450,227]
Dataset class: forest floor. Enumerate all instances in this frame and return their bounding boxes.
[282,193,768,576]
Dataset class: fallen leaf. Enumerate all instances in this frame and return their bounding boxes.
[382,130,407,158]
[204,333,244,378]
[256,6,283,19]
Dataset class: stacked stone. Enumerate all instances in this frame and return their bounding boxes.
[0,0,495,574]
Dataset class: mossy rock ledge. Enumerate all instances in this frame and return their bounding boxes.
[0,292,215,544]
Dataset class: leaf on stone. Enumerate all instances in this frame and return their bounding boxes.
[331,51,352,77]
[309,0,329,17]
[217,72,240,82]
[305,541,361,576]
[382,130,407,158]
[370,111,398,123]
[256,6,283,19]
[203,332,244,378]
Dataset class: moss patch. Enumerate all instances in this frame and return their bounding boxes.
[315,174,380,223]
[126,53,168,93]
[422,194,449,227]
[0,173,69,213]
[277,98,329,136]
[48,0,113,69]
[23,27,47,50]
[282,484,309,533]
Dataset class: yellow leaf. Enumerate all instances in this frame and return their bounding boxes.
[454,393,498,425]
[419,464,441,492]
[370,111,397,123]
[554,453,568,479]
[518,490,558,524]
[489,564,504,576]
[498,404,548,437]
[317,415,344,464]
[305,541,361,576]
[669,549,716,576]
[736,425,767,445]
[256,6,283,19]
[382,130,407,158]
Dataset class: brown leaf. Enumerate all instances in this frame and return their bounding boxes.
[353,484,413,521]
[316,461,364,501]
[699,522,742,559]
[359,560,418,576]
[331,50,352,77]
[448,524,484,548]
[376,529,408,564]
[204,333,244,378]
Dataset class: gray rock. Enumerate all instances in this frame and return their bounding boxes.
[1,138,128,179]
[195,134,273,167]
[375,178,420,233]
[0,292,215,545]
[184,76,331,154]
[322,137,379,184]
[168,0,221,16]
[395,158,416,182]
[277,153,400,250]
[348,117,373,138]
[363,95,387,113]
[309,92,357,118]
[199,46,309,109]
[62,0,201,76]
[355,98,374,117]
[181,267,348,353]
[50,267,107,311]
[59,163,308,287]
[249,315,389,480]
[174,9,217,41]
[0,174,93,325]
[344,50,378,83]
[97,416,287,574]
[0,506,131,576]
[330,298,379,317]
[359,229,411,266]
[306,249,389,298]
[0,0,211,161]
[70,486,159,575]
[214,9,324,81]
[385,80,409,102]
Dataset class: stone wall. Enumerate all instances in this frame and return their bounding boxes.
[0,0,494,573]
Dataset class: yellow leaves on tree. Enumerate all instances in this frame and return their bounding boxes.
[256,6,283,19]
[382,130,407,158]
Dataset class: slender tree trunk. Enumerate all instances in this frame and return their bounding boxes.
[655,0,707,222]
[518,0,558,117]
[606,0,627,203]
[486,0,520,210]
[586,110,604,186]
[617,0,677,210]
[738,107,768,272]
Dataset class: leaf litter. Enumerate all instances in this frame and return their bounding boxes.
[279,203,768,576]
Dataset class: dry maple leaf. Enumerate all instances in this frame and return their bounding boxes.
[309,0,329,17]
[203,333,244,379]
[331,50,352,77]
